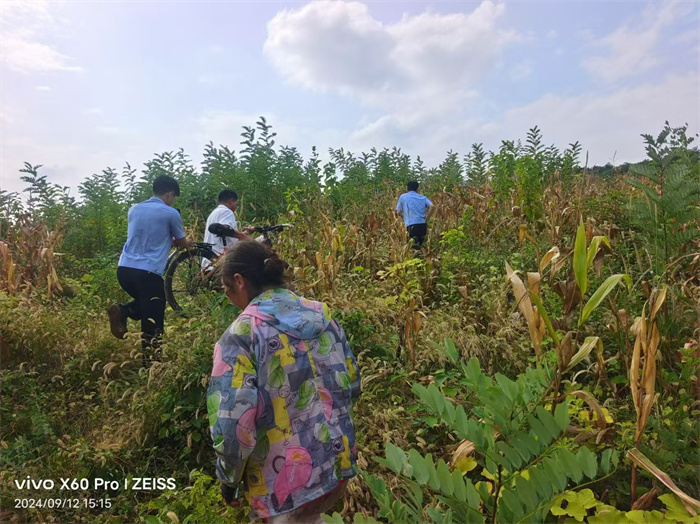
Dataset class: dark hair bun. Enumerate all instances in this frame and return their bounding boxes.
[222,241,289,292]
[263,255,287,282]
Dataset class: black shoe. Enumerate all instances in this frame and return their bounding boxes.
[107,304,127,339]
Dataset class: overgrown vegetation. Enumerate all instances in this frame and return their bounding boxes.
[1,120,699,523]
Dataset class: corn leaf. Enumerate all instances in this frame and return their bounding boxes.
[565,336,602,372]
[579,274,631,326]
[539,246,560,274]
[570,389,607,429]
[586,235,611,269]
[505,261,541,356]
[649,286,668,322]
[628,449,700,516]
[573,221,588,296]
[530,292,560,347]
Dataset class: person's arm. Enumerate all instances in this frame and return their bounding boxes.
[232,231,250,242]
[394,196,404,218]
[207,316,258,494]
[425,197,435,221]
[174,236,192,248]
[223,211,250,242]
[171,210,192,248]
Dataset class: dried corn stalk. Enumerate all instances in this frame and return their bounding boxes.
[629,286,667,444]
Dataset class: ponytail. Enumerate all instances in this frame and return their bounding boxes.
[222,241,289,295]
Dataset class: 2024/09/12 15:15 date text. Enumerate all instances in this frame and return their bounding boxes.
[15,498,112,509]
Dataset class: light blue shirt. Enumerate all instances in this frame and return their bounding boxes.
[118,197,186,276]
[395,191,433,227]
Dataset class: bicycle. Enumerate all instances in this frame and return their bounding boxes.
[163,223,291,314]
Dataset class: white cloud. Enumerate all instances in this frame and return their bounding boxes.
[583,1,689,82]
[342,73,698,168]
[35,85,51,91]
[0,0,82,74]
[264,0,518,106]
[498,73,698,165]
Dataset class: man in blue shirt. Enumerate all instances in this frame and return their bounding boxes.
[108,175,192,361]
[395,181,434,249]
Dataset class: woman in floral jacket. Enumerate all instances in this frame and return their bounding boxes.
[207,241,361,523]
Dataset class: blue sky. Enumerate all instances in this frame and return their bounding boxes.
[1,0,698,195]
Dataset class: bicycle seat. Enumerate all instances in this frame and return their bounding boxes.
[208,223,237,238]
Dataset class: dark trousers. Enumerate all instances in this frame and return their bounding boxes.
[407,223,428,249]
[116,266,166,350]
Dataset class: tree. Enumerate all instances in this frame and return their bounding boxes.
[465,143,488,185]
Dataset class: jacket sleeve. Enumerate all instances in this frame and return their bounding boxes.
[336,322,361,401]
[207,316,259,488]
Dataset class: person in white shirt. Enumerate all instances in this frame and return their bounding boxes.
[202,189,250,268]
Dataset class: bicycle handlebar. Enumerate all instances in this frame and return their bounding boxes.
[208,222,292,238]
[251,224,293,233]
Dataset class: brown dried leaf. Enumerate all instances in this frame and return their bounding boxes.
[618,309,628,330]
[560,331,574,371]
[458,286,469,301]
[451,439,476,468]
[518,224,527,243]
[527,272,541,298]
[506,262,541,356]
[413,311,423,334]
[649,286,667,322]
[627,449,700,515]
[557,278,582,315]
[631,487,661,511]
[570,389,607,429]
[629,313,645,416]
[539,246,560,274]
[593,249,605,278]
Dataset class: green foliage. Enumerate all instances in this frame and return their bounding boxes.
[465,143,488,186]
[365,354,618,524]
[435,150,464,189]
[73,167,128,256]
[139,470,243,524]
[628,122,700,274]
[550,490,700,523]
[3,121,698,524]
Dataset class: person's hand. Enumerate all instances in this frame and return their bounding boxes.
[221,483,240,507]
[243,226,256,234]
[234,231,251,241]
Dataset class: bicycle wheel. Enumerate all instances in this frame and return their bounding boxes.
[164,247,220,314]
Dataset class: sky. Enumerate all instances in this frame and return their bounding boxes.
[1,0,698,196]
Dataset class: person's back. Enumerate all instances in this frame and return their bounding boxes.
[395,181,433,249]
[108,175,191,363]
[207,243,360,522]
[119,197,184,275]
[396,190,431,226]
[202,189,240,268]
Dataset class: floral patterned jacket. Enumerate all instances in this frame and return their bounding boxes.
[207,288,361,519]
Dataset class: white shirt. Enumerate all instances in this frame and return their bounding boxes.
[202,204,238,267]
